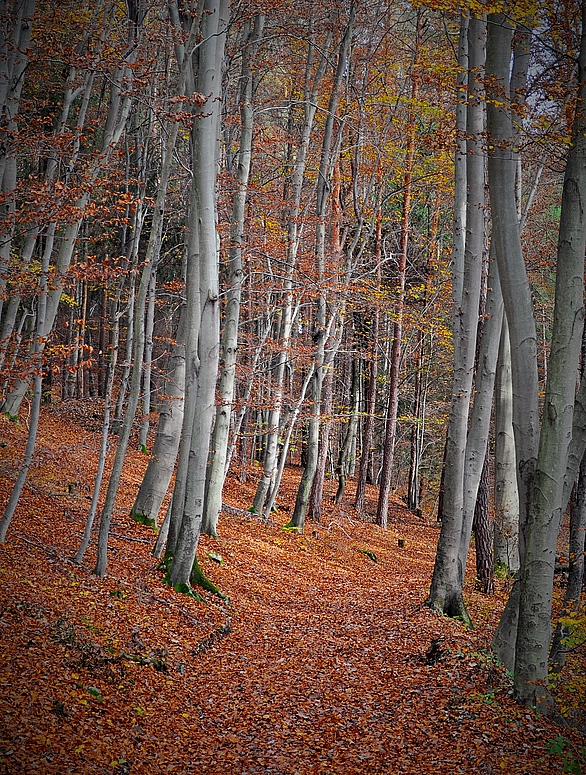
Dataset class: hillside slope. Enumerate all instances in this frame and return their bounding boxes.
[0,406,584,774]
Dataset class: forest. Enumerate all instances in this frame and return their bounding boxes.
[1,0,586,771]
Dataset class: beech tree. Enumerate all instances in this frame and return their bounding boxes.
[167,0,229,592]
[487,5,586,709]
[425,12,486,623]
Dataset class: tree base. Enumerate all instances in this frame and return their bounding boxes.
[424,592,474,630]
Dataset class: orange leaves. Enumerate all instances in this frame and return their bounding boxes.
[0,405,584,774]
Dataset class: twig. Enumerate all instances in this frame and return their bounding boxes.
[327,521,353,539]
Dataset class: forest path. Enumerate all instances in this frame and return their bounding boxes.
[0,405,582,775]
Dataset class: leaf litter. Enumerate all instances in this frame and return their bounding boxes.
[0,406,584,774]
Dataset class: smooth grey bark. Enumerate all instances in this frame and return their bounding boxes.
[131,304,187,528]
[75,292,124,563]
[291,4,355,531]
[169,0,229,590]
[138,265,157,451]
[263,363,315,519]
[165,185,201,559]
[452,10,468,314]
[0,225,54,541]
[512,2,586,708]
[130,7,203,540]
[203,14,264,536]
[93,95,184,577]
[457,256,503,572]
[425,15,485,623]
[334,356,361,504]
[490,20,534,578]
[93,252,153,576]
[487,15,540,672]
[0,0,35,323]
[494,314,520,573]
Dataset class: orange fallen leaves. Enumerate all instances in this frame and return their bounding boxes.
[0,404,584,774]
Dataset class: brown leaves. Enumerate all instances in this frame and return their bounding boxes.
[0,406,584,774]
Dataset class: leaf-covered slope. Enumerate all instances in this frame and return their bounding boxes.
[0,407,584,774]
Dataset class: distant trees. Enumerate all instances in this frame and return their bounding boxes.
[0,0,584,711]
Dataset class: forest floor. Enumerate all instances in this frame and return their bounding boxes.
[0,403,585,775]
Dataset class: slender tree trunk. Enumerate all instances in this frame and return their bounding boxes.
[138,266,157,451]
[494,315,520,573]
[354,221,381,516]
[486,14,539,673]
[291,5,355,532]
[489,8,586,708]
[0,225,54,540]
[308,352,335,521]
[514,7,586,702]
[458,255,503,570]
[131,304,187,528]
[2,39,135,418]
[334,356,361,504]
[169,0,229,591]
[0,0,36,324]
[472,453,494,594]
[263,364,315,518]
[425,14,485,624]
[93,85,184,578]
[376,13,421,528]
[203,15,264,536]
[75,293,123,563]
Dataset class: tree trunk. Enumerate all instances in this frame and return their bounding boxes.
[473,453,494,594]
[75,290,123,563]
[425,14,485,624]
[203,14,264,536]
[376,12,421,528]
[334,356,361,504]
[138,266,157,452]
[458,254,503,572]
[0,225,54,540]
[131,304,187,528]
[93,65,185,577]
[291,5,355,532]
[263,364,315,518]
[308,352,335,522]
[0,0,36,324]
[169,0,229,591]
[494,315,520,574]
[488,8,586,708]
[354,220,381,516]
[513,6,586,704]
[487,13,540,673]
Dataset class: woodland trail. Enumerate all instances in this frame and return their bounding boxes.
[0,405,584,775]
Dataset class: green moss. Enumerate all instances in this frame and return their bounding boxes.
[282,521,300,533]
[139,444,148,454]
[5,412,18,423]
[131,511,157,530]
[190,557,225,599]
[360,549,377,562]
[172,581,203,601]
